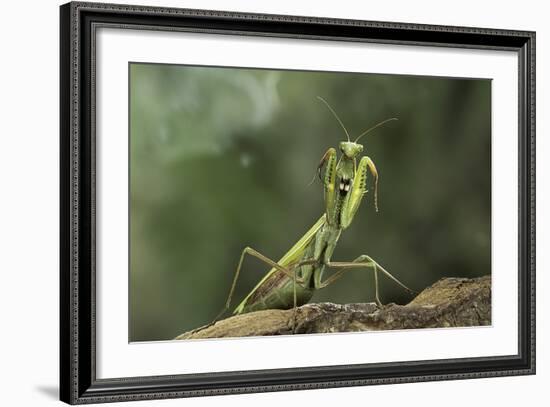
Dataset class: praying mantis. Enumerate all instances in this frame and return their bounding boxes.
[211,97,414,327]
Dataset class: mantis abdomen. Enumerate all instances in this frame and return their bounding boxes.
[237,268,316,313]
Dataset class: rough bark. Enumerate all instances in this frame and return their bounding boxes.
[175,275,491,340]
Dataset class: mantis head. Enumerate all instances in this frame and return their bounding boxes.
[339,141,364,159]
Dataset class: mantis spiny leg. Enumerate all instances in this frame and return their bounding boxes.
[321,255,415,307]
[317,148,338,223]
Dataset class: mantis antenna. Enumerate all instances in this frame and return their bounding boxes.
[317,96,351,142]
[354,117,398,143]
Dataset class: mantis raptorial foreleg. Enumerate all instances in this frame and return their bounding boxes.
[317,148,338,222]
[212,247,317,325]
[322,255,415,307]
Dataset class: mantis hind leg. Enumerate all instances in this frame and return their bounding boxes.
[210,247,314,327]
[322,255,415,307]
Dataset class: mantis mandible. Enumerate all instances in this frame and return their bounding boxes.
[212,97,414,327]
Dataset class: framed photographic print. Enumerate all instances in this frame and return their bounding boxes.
[60,1,535,404]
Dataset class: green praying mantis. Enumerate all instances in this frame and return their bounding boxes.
[210,97,415,328]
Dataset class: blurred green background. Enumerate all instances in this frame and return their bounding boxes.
[129,63,491,342]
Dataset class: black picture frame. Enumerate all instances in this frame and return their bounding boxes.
[60,1,536,404]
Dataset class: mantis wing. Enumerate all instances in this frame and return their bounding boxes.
[233,214,326,314]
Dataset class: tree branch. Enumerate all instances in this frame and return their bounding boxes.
[175,275,491,340]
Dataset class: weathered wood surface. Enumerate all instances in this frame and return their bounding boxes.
[175,275,491,340]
